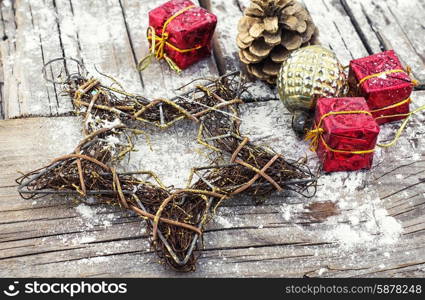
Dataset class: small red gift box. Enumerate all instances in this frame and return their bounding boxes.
[148,0,217,70]
[348,50,414,125]
[307,97,380,173]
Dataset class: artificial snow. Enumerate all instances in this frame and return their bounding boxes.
[121,120,211,188]
[74,203,116,231]
[2,0,423,275]
[44,118,82,156]
[214,215,234,229]
[75,203,97,220]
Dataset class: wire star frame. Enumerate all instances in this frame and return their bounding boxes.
[16,58,317,271]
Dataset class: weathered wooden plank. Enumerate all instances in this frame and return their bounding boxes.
[0,66,3,120]
[0,4,5,120]
[339,0,385,54]
[0,0,73,118]
[30,0,75,115]
[202,0,243,74]
[0,167,423,278]
[0,0,424,277]
[0,117,82,188]
[212,0,425,86]
[341,0,425,85]
[0,36,4,119]
[1,181,424,277]
[206,0,375,102]
[204,0,278,101]
[372,91,425,237]
[386,0,425,80]
[54,0,144,94]
[120,0,220,99]
[2,0,423,121]
[236,0,371,66]
[301,0,370,65]
[52,0,85,74]
[0,0,222,119]
[0,0,20,118]
[0,85,3,120]
[2,236,424,277]
[1,93,424,277]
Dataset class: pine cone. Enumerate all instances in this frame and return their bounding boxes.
[237,0,318,84]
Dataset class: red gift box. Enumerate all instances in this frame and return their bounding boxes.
[148,0,217,70]
[349,50,414,125]
[307,97,380,173]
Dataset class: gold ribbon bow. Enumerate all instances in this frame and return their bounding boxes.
[304,127,324,152]
[306,104,425,152]
[138,5,202,73]
[307,65,424,153]
[305,110,376,154]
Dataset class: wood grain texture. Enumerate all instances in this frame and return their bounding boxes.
[0,38,3,119]
[0,91,424,277]
[0,0,20,118]
[0,0,74,118]
[215,0,425,87]
[302,0,370,65]
[0,0,424,278]
[204,0,279,101]
[2,0,424,119]
[340,0,425,86]
[0,0,220,119]
[55,0,144,94]
[372,92,425,236]
[118,0,219,99]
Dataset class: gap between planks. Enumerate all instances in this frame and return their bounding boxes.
[2,0,425,120]
[0,94,424,277]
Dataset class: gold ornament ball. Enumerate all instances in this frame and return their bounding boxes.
[277,45,348,134]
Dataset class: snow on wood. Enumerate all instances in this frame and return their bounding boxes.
[0,0,73,118]
[0,90,424,276]
[342,0,425,84]
[236,0,370,65]
[0,0,221,119]
[120,0,220,99]
[0,0,424,277]
[302,0,370,65]
[56,0,143,94]
[206,0,279,101]
[0,47,3,119]
[0,117,82,188]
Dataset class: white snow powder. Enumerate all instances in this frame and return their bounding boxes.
[75,203,97,220]
[79,235,96,244]
[323,197,403,251]
[214,215,233,229]
[79,256,110,265]
[318,268,327,276]
[74,204,115,230]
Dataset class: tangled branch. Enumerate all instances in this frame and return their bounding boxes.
[17,58,317,271]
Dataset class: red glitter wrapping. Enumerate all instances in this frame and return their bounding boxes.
[349,50,413,125]
[314,97,380,173]
[149,0,217,70]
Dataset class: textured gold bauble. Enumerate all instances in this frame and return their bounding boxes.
[277,45,348,115]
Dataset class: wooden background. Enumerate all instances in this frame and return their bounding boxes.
[0,0,424,277]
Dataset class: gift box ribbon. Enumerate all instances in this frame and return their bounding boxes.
[357,67,419,87]
[375,103,425,148]
[355,65,425,148]
[305,104,425,151]
[305,110,376,154]
[139,5,203,73]
[371,97,412,115]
